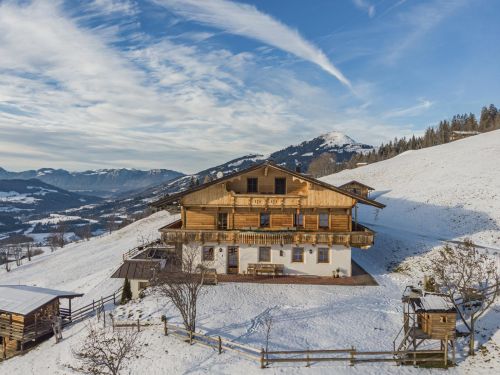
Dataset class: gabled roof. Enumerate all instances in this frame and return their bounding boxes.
[339,180,375,191]
[151,161,385,209]
[411,293,456,313]
[0,285,83,316]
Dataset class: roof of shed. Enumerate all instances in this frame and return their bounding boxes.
[0,285,83,316]
[111,260,162,280]
[411,293,456,313]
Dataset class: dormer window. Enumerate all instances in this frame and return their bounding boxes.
[247,177,258,193]
[274,177,286,194]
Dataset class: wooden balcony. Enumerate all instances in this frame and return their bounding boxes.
[160,221,375,249]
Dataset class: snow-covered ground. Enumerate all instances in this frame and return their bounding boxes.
[1,131,500,374]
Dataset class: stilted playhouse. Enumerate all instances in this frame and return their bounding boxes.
[395,286,457,365]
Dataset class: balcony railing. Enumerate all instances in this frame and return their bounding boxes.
[160,222,374,249]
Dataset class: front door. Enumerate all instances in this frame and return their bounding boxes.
[227,246,239,274]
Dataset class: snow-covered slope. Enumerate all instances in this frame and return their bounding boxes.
[0,211,175,304]
[323,130,500,253]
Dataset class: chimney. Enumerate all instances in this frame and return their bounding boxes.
[295,164,302,173]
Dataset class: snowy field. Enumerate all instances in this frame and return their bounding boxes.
[1,132,500,374]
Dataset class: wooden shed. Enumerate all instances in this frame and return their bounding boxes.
[0,285,82,359]
[338,180,375,198]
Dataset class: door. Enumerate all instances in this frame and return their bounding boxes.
[227,246,239,274]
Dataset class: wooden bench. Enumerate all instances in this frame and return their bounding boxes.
[247,263,284,277]
[203,268,218,285]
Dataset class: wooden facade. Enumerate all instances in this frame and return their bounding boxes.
[155,162,383,249]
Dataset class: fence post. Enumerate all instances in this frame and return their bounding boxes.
[92,300,95,311]
[137,319,140,332]
[260,348,265,369]
[113,293,116,305]
[162,316,168,336]
[444,336,448,367]
[350,346,355,366]
[306,352,310,367]
[218,336,222,354]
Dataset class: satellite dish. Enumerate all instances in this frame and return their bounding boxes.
[216,171,224,179]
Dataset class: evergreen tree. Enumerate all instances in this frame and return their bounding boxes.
[121,278,132,304]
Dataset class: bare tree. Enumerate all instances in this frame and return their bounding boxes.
[105,215,117,234]
[431,239,499,355]
[151,244,211,332]
[73,323,141,375]
[307,153,337,177]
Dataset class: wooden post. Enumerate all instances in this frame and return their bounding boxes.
[68,299,72,323]
[92,300,95,311]
[137,319,140,332]
[218,336,222,354]
[260,348,265,369]
[350,346,355,366]
[189,330,193,345]
[113,293,116,305]
[306,352,310,367]
[444,336,448,367]
[163,316,168,336]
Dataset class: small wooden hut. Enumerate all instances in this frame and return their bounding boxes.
[338,180,375,198]
[0,285,82,359]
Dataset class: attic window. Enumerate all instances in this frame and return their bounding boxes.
[275,178,286,194]
[247,177,258,193]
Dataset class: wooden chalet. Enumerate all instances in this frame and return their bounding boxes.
[149,162,384,278]
[0,285,82,359]
[338,180,374,199]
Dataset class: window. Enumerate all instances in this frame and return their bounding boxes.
[217,212,228,230]
[292,247,304,263]
[440,316,448,323]
[294,213,304,228]
[258,247,271,262]
[260,212,270,228]
[274,177,286,194]
[317,248,330,263]
[247,177,258,193]
[319,213,329,229]
[202,246,215,261]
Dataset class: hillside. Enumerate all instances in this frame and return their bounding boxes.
[322,130,500,269]
[0,179,102,237]
[0,168,184,198]
[0,132,499,374]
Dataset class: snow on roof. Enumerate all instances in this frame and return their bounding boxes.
[0,285,83,315]
[412,293,456,312]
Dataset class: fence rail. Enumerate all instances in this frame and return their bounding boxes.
[66,287,123,325]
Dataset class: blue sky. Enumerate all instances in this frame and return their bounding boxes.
[0,0,499,173]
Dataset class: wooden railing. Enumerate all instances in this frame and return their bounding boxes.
[161,228,374,248]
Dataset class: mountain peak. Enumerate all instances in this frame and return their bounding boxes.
[318,131,356,147]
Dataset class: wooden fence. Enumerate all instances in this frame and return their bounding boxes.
[106,316,448,369]
[65,287,123,325]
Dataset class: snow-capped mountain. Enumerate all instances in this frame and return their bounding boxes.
[140,131,373,197]
[0,168,184,197]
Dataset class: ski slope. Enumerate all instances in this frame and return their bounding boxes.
[1,132,500,374]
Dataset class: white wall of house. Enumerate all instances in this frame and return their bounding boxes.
[186,243,352,277]
[130,279,149,299]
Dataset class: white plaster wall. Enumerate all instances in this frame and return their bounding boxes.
[189,243,352,277]
[130,279,148,299]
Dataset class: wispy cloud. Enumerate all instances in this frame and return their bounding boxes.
[352,0,375,18]
[384,0,466,64]
[383,99,434,118]
[153,0,351,88]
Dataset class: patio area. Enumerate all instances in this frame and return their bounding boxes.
[216,261,377,286]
